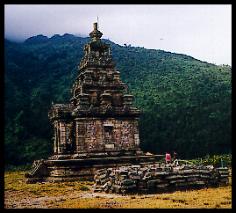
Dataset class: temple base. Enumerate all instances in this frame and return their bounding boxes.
[25,154,164,183]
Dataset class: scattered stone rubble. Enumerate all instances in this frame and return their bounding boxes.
[93,162,229,194]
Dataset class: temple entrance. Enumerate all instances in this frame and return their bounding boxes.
[104,124,115,149]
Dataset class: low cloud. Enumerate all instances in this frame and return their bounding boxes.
[4,4,231,65]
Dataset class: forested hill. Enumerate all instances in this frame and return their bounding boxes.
[4,34,231,166]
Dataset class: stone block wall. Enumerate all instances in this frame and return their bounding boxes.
[75,118,140,153]
[93,164,230,194]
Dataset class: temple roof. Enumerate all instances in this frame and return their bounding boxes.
[79,22,113,70]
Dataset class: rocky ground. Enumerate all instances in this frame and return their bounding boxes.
[4,171,232,209]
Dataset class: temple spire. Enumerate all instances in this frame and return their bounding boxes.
[93,22,98,30]
[97,16,99,29]
[89,22,103,41]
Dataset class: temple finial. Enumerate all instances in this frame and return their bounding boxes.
[93,22,98,30]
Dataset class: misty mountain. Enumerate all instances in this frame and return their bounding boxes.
[4,34,231,166]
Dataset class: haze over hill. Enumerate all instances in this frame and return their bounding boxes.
[5,5,231,66]
[4,34,231,166]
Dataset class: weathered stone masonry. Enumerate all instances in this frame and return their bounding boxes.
[48,22,141,156]
[26,23,162,183]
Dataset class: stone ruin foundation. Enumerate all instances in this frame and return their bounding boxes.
[25,22,163,183]
[93,163,229,194]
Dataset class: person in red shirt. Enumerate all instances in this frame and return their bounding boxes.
[165,152,171,164]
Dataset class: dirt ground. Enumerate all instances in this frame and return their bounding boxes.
[4,171,232,209]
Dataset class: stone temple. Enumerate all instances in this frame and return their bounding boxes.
[26,23,162,183]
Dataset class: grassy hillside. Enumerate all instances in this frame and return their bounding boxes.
[4,34,231,166]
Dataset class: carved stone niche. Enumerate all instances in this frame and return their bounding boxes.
[103,123,115,150]
[123,94,134,106]
[90,91,98,106]
[70,98,77,106]
[77,93,90,108]
[113,71,121,82]
[83,71,93,84]
[112,93,123,107]
[100,92,112,106]
[106,71,113,81]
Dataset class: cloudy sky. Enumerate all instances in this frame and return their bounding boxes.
[5,4,231,65]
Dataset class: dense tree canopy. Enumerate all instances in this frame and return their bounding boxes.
[4,34,231,166]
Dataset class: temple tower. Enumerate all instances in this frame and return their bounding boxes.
[49,22,141,157]
[26,23,161,183]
